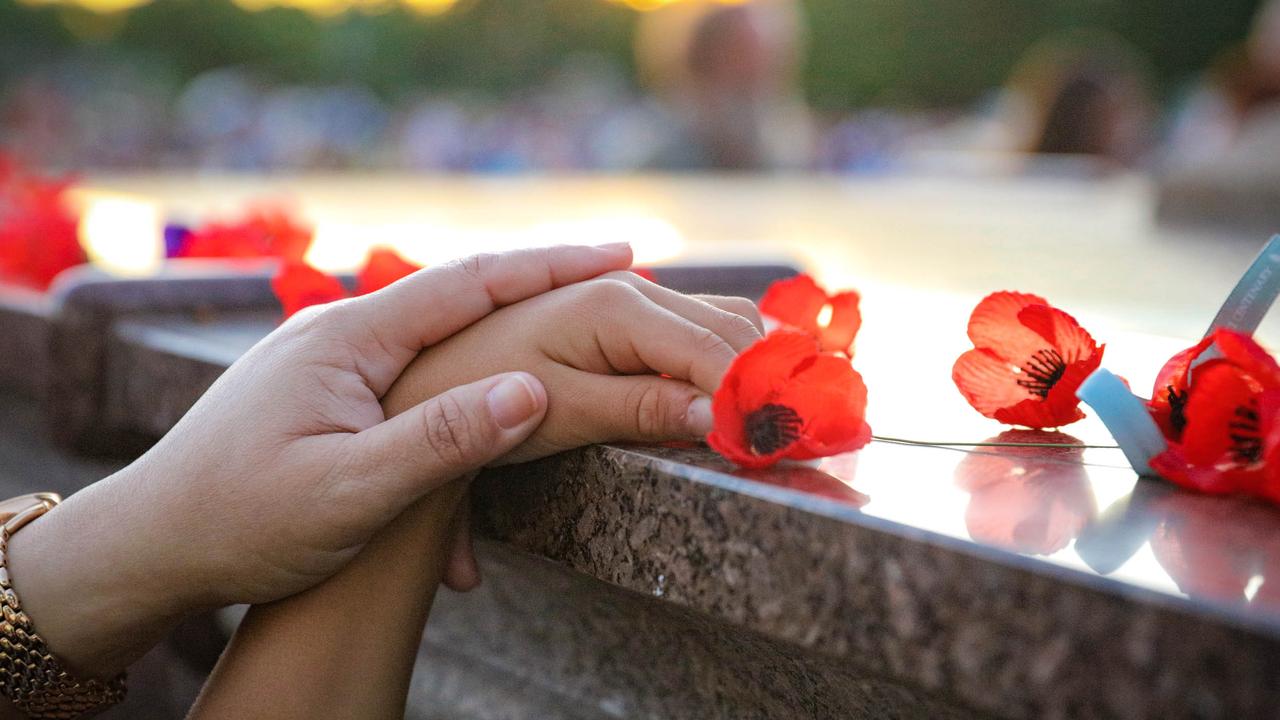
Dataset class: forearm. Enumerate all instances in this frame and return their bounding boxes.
[3,467,200,680]
[186,368,473,720]
[187,480,465,720]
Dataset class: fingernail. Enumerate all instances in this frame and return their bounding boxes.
[686,396,713,437]
[487,375,541,429]
[600,242,631,252]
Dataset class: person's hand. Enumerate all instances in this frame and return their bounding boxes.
[379,270,763,591]
[386,270,764,465]
[3,244,634,679]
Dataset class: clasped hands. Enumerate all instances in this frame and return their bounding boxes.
[4,243,763,682]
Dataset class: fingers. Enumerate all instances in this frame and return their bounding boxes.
[585,282,739,394]
[339,372,548,509]
[690,294,766,336]
[600,272,763,352]
[339,244,633,395]
[441,496,480,592]
[562,372,714,444]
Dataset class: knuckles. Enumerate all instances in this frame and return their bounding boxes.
[624,382,678,439]
[420,393,482,467]
[570,277,646,311]
[692,325,735,361]
[452,252,499,284]
[720,308,764,345]
[719,297,765,332]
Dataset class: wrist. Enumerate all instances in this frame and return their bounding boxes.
[4,469,194,678]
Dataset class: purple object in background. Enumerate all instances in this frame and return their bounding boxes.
[163,223,191,258]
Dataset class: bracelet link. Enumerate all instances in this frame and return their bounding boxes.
[0,493,127,719]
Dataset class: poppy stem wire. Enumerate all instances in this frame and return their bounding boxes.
[871,435,1121,450]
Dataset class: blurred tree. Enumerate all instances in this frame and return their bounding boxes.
[0,0,1267,109]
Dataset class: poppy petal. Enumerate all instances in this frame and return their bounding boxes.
[272,262,349,319]
[1150,444,1260,496]
[966,291,1051,361]
[1179,360,1264,469]
[1258,390,1280,504]
[1148,360,1269,496]
[777,355,871,458]
[821,290,862,355]
[179,206,314,261]
[1016,304,1098,364]
[760,275,862,355]
[1210,329,1280,388]
[760,274,827,332]
[953,348,1038,417]
[356,248,421,296]
[720,328,820,411]
[1152,336,1216,401]
[0,174,85,289]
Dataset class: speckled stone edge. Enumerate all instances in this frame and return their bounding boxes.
[473,446,1280,720]
[414,540,982,720]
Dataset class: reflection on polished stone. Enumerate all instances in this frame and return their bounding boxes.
[737,460,868,509]
[953,430,1098,556]
[1148,491,1280,610]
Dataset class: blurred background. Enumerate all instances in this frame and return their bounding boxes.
[0,0,1276,175]
[3,0,1280,345]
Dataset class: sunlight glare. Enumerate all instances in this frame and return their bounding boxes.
[528,214,685,265]
[77,194,163,277]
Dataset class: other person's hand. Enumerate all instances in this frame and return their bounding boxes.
[6,245,633,678]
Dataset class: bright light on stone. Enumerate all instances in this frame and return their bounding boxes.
[305,221,375,273]
[77,194,163,277]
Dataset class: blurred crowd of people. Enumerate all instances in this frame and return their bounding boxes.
[2,0,1279,176]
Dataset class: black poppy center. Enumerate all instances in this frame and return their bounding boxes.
[744,403,803,456]
[1017,348,1067,398]
[1229,399,1263,464]
[1165,385,1188,438]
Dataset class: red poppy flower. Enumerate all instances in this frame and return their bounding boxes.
[707,329,871,469]
[177,206,313,261]
[953,431,1096,555]
[952,291,1103,429]
[271,261,349,319]
[1146,335,1215,440]
[0,171,86,290]
[356,248,421,295]
[759,274,861,356]
[1147,330,1280,499]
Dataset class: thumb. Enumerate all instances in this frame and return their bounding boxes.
[350,372,548,501]
[495,371,714,466]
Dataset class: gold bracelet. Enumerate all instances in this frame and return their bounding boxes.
[0,493,126,719]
